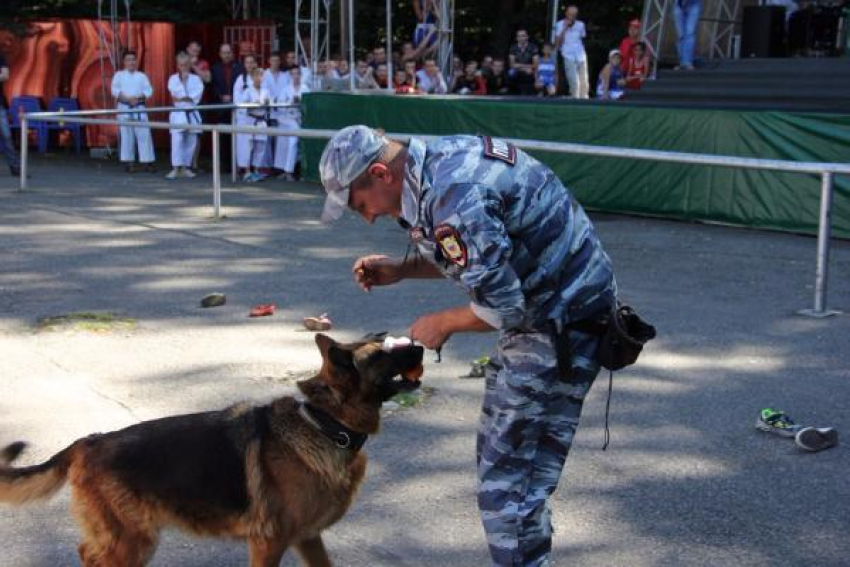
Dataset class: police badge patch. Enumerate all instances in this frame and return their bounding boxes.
[482,136,517,166]
[434,224,468,268]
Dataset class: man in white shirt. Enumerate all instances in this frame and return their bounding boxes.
[111,51,156,173]
[553,4,589,99]
[415,57,448,94]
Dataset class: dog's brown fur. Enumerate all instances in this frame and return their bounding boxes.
[0,334,423,567]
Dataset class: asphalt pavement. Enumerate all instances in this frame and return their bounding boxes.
[0,155,848,566]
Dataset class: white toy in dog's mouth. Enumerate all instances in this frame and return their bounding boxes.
[382,336,423,381]
[382,336,413,351]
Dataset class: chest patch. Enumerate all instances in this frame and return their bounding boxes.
[434,224,468,268]
[483,136,517,166]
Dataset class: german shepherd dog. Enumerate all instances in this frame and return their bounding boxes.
[0,333,424,566]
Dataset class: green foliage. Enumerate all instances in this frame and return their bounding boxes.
[35,312,137,333]
[1,0,643,74]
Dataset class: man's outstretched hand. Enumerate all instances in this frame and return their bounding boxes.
[352,255,404,292]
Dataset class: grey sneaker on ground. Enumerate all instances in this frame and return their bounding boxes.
[756,408,801,438]
[795,427,839,452]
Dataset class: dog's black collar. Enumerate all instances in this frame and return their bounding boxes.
[297,402,369,452]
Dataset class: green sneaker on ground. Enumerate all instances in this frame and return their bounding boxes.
[756,408,801,438]
[461,356,491,379]
[795,427,839,452]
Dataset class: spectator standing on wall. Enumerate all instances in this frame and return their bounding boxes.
[508,28,539,96]
[597,49,626,100]
[486,58,510,95]
[111,50,157,173]
[535,43,558,97]
[674,0,702,70]
[412,0,439,50]
[553,4,589,99]
[0,50,22,176]
[416,58,448,94]
[166,51,204,180]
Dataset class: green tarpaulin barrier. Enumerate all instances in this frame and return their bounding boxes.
[301,93,850,239]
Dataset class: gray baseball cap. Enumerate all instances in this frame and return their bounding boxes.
[319,125,388,222]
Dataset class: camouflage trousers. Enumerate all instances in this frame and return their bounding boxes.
[476,328,601,567]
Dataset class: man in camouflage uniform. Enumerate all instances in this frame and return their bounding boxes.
[319,125,616,566]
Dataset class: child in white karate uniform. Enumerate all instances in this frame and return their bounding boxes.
[166,51,204,179]
[238,67,273,183]
[233,54,268,181]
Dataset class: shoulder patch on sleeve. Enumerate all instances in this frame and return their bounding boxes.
[433,224,468,268]
[482,136,517,166]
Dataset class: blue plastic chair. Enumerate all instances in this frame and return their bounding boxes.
[46,97,83,153]
[9,96,48,153]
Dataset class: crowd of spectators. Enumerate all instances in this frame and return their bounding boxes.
[299,5,653,101]
[1,3,658,179]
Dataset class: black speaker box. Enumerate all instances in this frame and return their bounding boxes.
[741,6,786,58]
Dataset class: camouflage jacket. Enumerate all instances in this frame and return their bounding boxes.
[400,135,616,331]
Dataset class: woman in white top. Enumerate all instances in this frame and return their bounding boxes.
[238,67,273,183]
[553,5,589,99]
[273,66,310,181]
[166,51,204,179]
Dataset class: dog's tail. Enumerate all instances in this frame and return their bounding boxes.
[0,441,74,504]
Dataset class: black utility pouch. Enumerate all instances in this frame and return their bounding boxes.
[596,303,656,371]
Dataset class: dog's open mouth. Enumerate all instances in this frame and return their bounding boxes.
[380,337,425,397]
[389,357,424,393]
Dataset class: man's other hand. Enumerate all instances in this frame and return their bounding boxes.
[352,255,403,291]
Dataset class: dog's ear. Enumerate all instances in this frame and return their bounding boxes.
[361,331,388,342]
[328,344,355,371]
[315,333,336,359]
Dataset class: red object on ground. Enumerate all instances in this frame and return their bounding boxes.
[249,304,276,317]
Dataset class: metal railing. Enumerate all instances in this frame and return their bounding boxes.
[19,104,849,318]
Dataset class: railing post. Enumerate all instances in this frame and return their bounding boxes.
[212,129,222,219]
[19,116,28,191]
[230,108,237,183]
[799,171,841,317]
